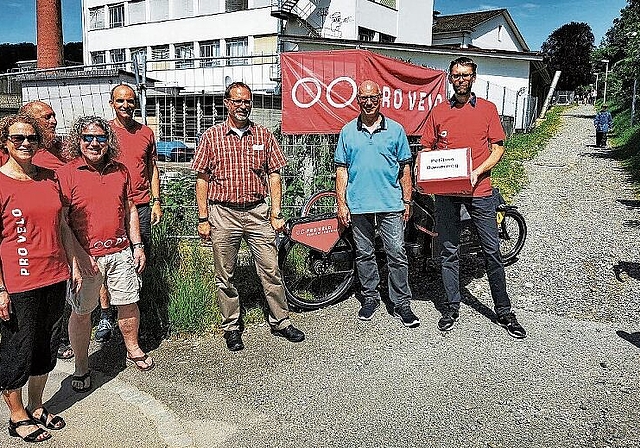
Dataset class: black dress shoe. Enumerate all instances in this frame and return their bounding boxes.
[223,330,244,351]
[271,324,305,343]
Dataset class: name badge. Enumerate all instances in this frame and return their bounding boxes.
[252,144,264,151]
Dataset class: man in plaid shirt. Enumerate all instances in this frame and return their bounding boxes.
[192,81,305,352]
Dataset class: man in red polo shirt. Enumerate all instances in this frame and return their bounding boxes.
[58,116,155,392]
[94,84,163,344]
[193,81,304,351]
[421,56,526,339]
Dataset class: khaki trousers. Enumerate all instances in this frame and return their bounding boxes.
[208,202,290,331]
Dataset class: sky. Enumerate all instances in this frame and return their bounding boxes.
[434,0,628,50]
[0,0,629,50]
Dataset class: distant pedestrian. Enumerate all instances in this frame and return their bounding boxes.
[594,104,613,148]
[192,81,305,352]
[335,79,419,328]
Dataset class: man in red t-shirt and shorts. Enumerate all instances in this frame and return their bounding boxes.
[421,57,526,339]
[58,116,155,392]
[94,84,163,344]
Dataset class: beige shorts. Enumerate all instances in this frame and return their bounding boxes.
[67,248,141,315]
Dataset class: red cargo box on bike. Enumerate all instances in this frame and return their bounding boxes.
[415,148,473,195]
[289,214,342,254]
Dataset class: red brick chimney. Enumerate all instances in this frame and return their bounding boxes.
[36,0,64,68]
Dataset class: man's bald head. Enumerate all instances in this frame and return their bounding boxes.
[19,101,57,135]
[356,80,382,125]
[358,80,381,97]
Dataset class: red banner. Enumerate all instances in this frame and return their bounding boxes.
[281,49,447,136]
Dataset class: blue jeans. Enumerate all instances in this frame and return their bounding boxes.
[435,194,511,317]
[351,212,411,307]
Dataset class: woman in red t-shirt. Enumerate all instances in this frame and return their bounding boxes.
[0,114,77,443]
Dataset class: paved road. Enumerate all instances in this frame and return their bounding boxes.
[2,105,639,447]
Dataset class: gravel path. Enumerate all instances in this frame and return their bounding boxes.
[2,104,638,448]
[508,104,640,324]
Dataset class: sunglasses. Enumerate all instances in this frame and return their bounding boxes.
[81,134,108,144]
[8,134,39,144]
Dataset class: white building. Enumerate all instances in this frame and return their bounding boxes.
[78,0,545,137]
[81,0,432,93]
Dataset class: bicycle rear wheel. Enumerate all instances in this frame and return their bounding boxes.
[498,209,527,264]
[301,190,338,217]
[278,235,355,310]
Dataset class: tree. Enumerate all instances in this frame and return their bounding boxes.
[596,0,640,105]
[541,22,595,90]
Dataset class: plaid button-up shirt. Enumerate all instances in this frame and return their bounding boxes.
[191,120,287,204]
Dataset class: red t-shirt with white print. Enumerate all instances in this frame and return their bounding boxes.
[0,169,70,293]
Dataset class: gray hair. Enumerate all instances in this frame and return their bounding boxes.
[65,116,119,162]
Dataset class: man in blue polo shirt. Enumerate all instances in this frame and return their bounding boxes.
[334,79,419,327]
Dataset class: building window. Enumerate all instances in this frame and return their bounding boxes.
[91,51,106,65]
[171,0,194,18]
[379,33,395,43]
[199,0,221,14]
[109,4,125,28]
[110,48,126,65]
[226,0,248,12]
[358,27,375,42]
[498,25,503,42]
[226,37,248,66]
[200,40,221,67]
[89,7,105,30]
[129,0,146,24]
[130,47,147,64]
[175,42,194,69]
[150,0,169,21]
[151,45,169,60]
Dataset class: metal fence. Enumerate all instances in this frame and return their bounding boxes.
[0,54,538,236]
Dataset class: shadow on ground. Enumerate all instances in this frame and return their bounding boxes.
[616,330,640,349]
[613,261,640,281]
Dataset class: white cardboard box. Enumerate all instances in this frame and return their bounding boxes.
[415,148,473,195]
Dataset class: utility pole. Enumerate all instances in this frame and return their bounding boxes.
[602,59,610,104]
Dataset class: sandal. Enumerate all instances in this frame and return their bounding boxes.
[8,418,51,443]
[70,371,91,393]
[57,343,74,360]
[126,353,155,372]
[27,407,65,431]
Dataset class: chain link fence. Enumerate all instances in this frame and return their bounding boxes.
[0,54,538,238]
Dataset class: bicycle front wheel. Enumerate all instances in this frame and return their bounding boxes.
[498,209,527,264]
[278,235,355,310]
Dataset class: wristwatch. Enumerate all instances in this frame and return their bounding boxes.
[152,197,161,204]
[198,216,209,223]
[132,242,145,250]
[0,286,6,293]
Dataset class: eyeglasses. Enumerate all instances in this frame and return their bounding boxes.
[8,134,39,144]
[358,95,381,104]
[227,99,253,107]
[450,73,475,81]
[81,134,108,144]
